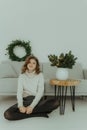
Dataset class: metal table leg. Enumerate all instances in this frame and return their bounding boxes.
[70,86,75,111]
[58,86,67,115]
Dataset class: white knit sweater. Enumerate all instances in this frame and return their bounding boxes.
[17,71,44,108]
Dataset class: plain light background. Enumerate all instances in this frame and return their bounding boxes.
[0,0,87,68]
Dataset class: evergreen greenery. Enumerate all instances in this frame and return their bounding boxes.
[48,51,77,69]
[6,40,32,61]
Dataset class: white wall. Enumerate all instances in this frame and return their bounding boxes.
[0,0,87,68]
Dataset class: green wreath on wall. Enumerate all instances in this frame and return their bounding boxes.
[6,40,32,61]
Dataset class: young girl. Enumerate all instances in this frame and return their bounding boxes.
[4,55,59,120]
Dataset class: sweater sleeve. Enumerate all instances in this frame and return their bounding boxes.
[29,73,44,109]
[17,75,24,107]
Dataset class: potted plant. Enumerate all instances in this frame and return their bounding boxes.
[48,51,77,80]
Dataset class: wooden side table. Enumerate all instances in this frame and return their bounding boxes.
[50,79,80,115]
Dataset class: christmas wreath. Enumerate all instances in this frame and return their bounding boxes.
[6,40,32,61]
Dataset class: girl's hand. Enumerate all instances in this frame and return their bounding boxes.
[26,106,33,114]
[19,106,26,113]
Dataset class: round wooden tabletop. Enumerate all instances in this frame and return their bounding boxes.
[50,79,80,87]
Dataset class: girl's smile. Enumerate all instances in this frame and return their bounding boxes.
[27,59,37,72]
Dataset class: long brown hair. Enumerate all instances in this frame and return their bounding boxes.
[21,55,41,74]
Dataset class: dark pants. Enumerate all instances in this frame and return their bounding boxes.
[4,96,60,120]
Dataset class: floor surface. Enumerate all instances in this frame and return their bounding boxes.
[0,96,87,130]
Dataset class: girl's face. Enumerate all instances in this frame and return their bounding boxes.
[27,59,37,72]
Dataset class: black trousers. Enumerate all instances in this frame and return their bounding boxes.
[4,96,59,120]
